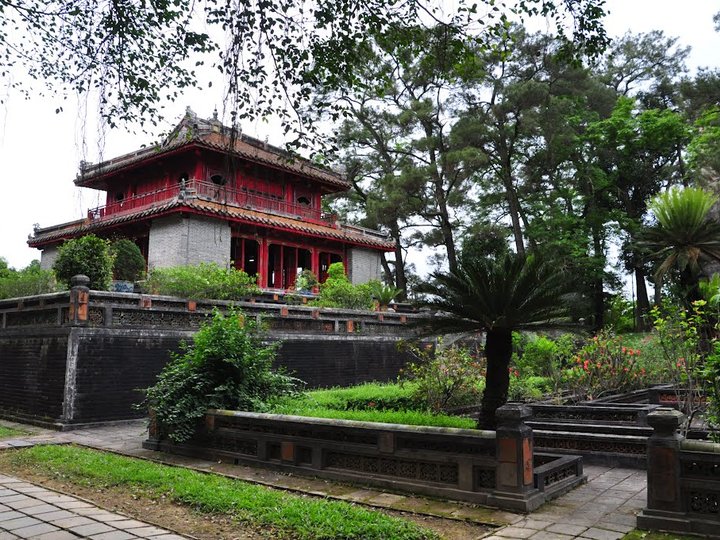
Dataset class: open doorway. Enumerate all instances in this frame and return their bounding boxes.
[268,244,312,289]
[231,237,259,277]
[319,252,343,283]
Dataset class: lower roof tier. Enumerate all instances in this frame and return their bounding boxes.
[28,196,394,252]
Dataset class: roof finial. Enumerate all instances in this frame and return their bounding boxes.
[212,107,218,121]
[185,106,195,117]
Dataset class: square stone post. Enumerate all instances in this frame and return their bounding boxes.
[637,407,687,531]
[68,274,90,325]
[488,403,544,512]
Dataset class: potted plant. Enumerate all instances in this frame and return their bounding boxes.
[369,281,402,311]
[294,269,319,294]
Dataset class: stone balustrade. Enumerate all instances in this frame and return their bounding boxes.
[638,408,720,536]
[144,403,585,512]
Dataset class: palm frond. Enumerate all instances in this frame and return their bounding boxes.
[419,252,573,334]
[642,186,720,281]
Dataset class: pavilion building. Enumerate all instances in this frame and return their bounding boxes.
[28,110,392,288]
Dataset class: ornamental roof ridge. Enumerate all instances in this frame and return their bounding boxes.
[75,109,349,190]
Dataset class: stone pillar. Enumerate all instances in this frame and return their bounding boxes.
[646,408,685,512]
[488,403,543,512]
[68,275,90,326]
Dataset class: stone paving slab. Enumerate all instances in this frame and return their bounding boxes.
[0,475,187,540]
[0,419,648,539]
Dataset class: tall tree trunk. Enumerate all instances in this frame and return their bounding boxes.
[503,176,526,257]
[634,266,650,331]
[654,275,663,305]
[591,226,604,330]
[390,223,407,300]
[478,328,513,430]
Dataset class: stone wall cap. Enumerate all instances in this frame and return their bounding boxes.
[647,407,685,434]
[496,403,533,421]
[680,439,720,454]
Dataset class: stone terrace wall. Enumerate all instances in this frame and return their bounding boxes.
[0,286,422,428]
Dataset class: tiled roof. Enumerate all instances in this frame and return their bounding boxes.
[75,109,349,191]
[28,197,394,251]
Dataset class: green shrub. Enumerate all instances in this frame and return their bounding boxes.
[399,341,484,412]
[311,262,374,309]
[53,235,113,290]
[650,301,708,429]
[564,331,648,401]
[508,375,552,401]
[110,239,146,281]
[0,260,56,299]
[146,262,260,300]
[144,309,301,442]
[605,295,635,333]
[513,333,576,377]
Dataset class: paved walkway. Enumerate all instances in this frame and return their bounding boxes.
[0,420,647,539]
[0,474,185,540]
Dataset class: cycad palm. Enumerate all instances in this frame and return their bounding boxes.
[643,187,720,304]
[421,253,571,429]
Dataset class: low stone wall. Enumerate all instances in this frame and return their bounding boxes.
[144,404,585,512]
[527,403,658,467]
[638,408,720,536]
[452,400,660,467]
[0,280,423,428]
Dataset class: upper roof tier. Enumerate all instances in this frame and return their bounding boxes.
[75,108,350,192]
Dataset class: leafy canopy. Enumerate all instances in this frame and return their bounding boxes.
[0,0,609,138]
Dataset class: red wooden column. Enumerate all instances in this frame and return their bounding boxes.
[257,238,268,288]
[311,248,320,280]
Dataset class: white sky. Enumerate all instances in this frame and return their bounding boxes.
[1,0,719,271]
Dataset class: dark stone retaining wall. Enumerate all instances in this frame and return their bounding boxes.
[0,287,421,428]
[0,326,69,425]
[144,405,586,512]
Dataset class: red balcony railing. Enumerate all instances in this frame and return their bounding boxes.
[87,180,337,227]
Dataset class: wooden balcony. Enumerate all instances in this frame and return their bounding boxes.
[86,180,336,227]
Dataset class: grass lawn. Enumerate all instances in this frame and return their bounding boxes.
[271,402,477,429]
[623,530,703,539]
[270,382,477,429]
[0,445,435,540]
[0,425,26,439]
